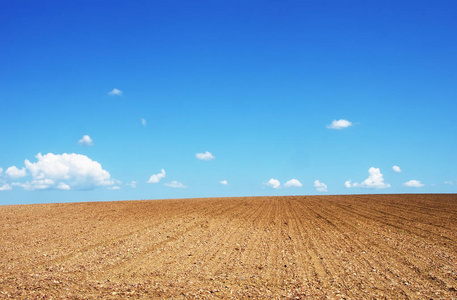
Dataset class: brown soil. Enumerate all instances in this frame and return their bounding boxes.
[1,194,457,299]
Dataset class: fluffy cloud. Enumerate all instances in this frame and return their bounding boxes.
[141,118,147,126]
[108,88,123,96]
[57,182,70,190]
[78,135,94,146]
[392,165,402,173]
[220,180,228,185]
[265,178,281,189]
[5,166,27,179]
[314,180,328,192]
[196,151,215,161]
[0,183,12,191]
[403,180,424,187]
[14,153,114,191]
[147,169,166,183]
[327,119,352,129]
[345,167,391,189]
[127,181,137,188]
[164,181,187,188]
[284,179,303,188]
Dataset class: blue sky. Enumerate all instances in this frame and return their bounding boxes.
[1,0,456,205]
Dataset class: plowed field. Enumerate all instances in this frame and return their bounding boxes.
[1,194,457,299]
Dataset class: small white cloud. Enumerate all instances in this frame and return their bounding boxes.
[5,166,27,179]
[327,119,353,129]
[127,181,137,188]
[265,178,281,189]
[196,151,215,161]
[444,180,455,185]
[284,179,303,188]
[108,186,121,190]
[57,182,70,190]
[346,167,391,189]
[403,180,424,187]
[78,135,94,146]
[392,165,402,173]
[108,88,123,96]
[164,181,187,188]
[13,178,55,191]
[147,169,166,183]
[220,180,228,185]
[314,180,328,192]
[0,167,3,175]
[141,118,147,126]
[0,183,12,191]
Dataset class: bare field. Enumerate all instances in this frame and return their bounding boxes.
[1,194,457,299]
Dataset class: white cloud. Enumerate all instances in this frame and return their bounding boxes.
[0,167,3,175]
[108,88,123,96]
[108,186,121,190]
[314,180,328,192]
[5,166,27,179]
[15,153,114,191]
[0,183,12,191]
[147,169,166,183]
[57,182,70,190]
[346,167,391,189]
[284,179,303,188]
[327,119,353,129]
[392,165,402,173]
[403,180,424,187]
[220,180,228,185]
[196,151,215,161]
[164,181,187,188]
[127,181,137,188]
[141,118,147,126]
[78,135,94,146]
[265,178,281,189]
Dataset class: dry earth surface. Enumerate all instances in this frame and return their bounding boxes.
[1,194,457,299]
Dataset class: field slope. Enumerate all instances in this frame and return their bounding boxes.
[1,194,457,299]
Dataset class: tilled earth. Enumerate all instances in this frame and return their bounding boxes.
[1,194,457,299]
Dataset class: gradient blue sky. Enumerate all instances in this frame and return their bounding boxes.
[1,0,456,205]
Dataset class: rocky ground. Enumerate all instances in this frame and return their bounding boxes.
[1,194,456,299]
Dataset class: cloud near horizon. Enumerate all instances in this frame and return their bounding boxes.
[314,180,328,192]
[265,178,281,189]
[147,169,166,183]
[5,166,27,179]
[164,181,187,188]
[0,183,12,191]
[345,167,391,189]
[284,179,302,188]
[11,153,114,191]
[196,151,215,161]
[327,119,353,129]
[403,180,424,187]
